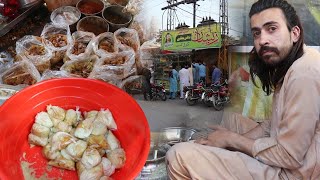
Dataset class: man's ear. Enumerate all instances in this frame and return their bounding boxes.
[291,26,301,43]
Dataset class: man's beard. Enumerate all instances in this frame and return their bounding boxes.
[258,46,282,67]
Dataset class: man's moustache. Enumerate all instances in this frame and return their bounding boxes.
[258,46,280,56]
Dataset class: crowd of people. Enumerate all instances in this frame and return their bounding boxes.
[168,61,222,99]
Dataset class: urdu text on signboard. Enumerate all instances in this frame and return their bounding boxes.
[161,24,222,51]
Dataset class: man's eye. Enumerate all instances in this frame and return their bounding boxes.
[252,31,261,38]
[268,26,277,32]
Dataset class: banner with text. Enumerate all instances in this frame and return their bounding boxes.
[161,24,221,51]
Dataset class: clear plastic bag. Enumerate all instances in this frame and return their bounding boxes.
[15,35,53,74]
[41,23,72,65]
[139,38,160,68]
[128,20,145,45]
[114,28,140,53]
[123,0,144,15]
[60,55,98,78]
[118,75,146,94]
[88,73,122,87]
[0,51,14,74]
[65,31,95,61]
[92,32,119,58]
[90,50,136,80]
[40,69,73,81]
[0,60,41,86]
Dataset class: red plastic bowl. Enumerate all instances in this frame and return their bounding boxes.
[0,78,150,180]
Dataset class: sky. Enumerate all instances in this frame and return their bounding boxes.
[138,0,245,38]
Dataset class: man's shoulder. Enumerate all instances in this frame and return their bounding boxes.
[289,46,320,76]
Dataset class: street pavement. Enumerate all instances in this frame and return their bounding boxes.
[133,95,224,132]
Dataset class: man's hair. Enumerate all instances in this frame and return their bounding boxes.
[248,0,304,95]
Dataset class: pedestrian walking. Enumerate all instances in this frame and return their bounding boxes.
[178,63,190,99]
[211,63,222,84]
[169,64,179,99]
[199,61,206,84]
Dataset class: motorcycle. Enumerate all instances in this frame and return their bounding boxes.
[184,82,205,106]
[143,83,167,101]
[201,80,230,110]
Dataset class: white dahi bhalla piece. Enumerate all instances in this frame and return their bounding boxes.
[107,148,126,169]
[56,121,72,133]
[106,130,120,150]
[66,140,88,162]
[88,134,110,150]
[65,108,81,126]
[95,109,117,130]
[51,132,77,152]
[81,147,102,169]
[47,105,66,123]
[74,117,95,139]
[35,112,53,128]
[42,144,61,160]
[79,163,103,180]
[48,156,76,171]
[101,157,115,177]
[31,123,50,138]
[84,110,99,119]
[28,133,48,147]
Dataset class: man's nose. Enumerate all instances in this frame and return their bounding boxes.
[258,31,270,46]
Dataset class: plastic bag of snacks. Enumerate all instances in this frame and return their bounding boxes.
[123,0,144,15]
[89,73,122,87]
[65,31,95,62]
[40,69,74,81]
[41,23,72,66]
[92,32,119,58]
[114,28,140,53]
[60,55,98,78]
[0,51,14,74]
[90,50,136,80]
[0,60,41,86]
[15,35,52,74]
[118,75,146,94]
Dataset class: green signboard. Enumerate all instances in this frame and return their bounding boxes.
[161,24,221,51]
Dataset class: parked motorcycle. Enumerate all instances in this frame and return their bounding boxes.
[184,82,205,106]
[144,83,167,101]
[201,80,230,110]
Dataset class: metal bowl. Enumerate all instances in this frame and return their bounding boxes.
[159,127,198,146]
[76,16,109,35]
[102,5,133,32]
[76,0,105,16]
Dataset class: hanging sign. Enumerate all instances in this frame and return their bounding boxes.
[161,24,222,51]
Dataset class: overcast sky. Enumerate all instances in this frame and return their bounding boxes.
[138,0,244,38]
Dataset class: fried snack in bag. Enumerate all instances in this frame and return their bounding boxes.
[41,23,72,66]
[40,69,73,81]
[65,31,95,61]
[61,55,98,78]
[90,50,136,80]
[114,28,140,52]
[0,60,41,86]
[92,32,119,58]
[15,35,52,74]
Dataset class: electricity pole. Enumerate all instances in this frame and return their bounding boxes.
[161,0,201,29]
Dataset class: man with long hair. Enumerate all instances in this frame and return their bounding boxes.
[166,0,320,179]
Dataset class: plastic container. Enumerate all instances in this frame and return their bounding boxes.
[102,5,133,32]
[0,78,150,180]
[50,6,81,31]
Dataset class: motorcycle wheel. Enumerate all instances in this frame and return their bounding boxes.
[186,93,197,106]
[143,91,152,101]
[160,92,167,101]
[203,94,213,107]
[213,98,224,111]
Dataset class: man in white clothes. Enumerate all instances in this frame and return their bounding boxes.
[178,63,190,99]
[188,63,194,86]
